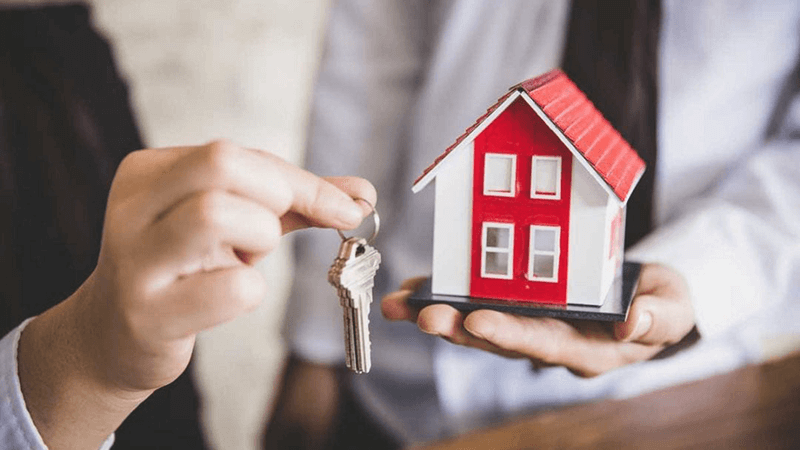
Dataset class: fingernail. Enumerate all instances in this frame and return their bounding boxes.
[419,320,444,336]
[630,312,653,341]
[336,198,363,225]
[420,327,440,336]
[465,320,493,340]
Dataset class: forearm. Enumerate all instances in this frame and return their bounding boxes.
[17,281,150,450]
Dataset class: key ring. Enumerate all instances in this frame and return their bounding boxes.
[337,198,380,245]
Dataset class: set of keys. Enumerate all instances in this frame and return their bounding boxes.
[328,199,381,373]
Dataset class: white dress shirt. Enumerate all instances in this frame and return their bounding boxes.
[285,0,800,445]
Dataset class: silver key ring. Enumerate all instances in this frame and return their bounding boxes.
[337,198,380,245]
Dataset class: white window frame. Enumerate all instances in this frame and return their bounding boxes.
[481,222,514,279]
[483,153,517,197]
[527,225,560,282]
[530,156,562,200]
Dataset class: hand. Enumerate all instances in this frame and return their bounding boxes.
[18,140,376,448]
[88,140,375,391]
[382,263,696,377]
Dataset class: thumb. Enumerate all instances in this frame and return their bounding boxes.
[613,293,692,345]
[613,263,695,345]
[280,176,376,234]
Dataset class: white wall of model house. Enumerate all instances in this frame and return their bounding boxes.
[431,140,474,296]
[566,160,624,306]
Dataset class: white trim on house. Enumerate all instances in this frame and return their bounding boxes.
[480,222,514,279]
[530,155,561,200]
[412,91,522,193]
[483,153,517,197]
[527,225,560,283]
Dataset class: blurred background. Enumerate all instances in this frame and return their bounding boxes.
[91,1,330,448]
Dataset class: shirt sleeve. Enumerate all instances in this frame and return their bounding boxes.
[283,0,432,363]
[628,94,800,339]
[0,319,115,450]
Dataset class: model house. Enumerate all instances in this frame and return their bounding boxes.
[412,69,645,306]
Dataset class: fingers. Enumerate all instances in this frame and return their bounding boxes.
[161,266,267,338]
[463,311,570,364]
[462,310,655,377]
[281,173,369,231]
[613,264,695,345]
[325,176,378,209]
[137,142,292,220]
[417,305,523,357]
[400,277,427,291]
[280,176,377,234]
[144,190,281,276]
[417,304,462,335]
[131,141,365,231]
[381,290,420,321]
[381,277,428,322]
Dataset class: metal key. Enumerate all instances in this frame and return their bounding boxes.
[329,236,381,373]
[328,198,381,373]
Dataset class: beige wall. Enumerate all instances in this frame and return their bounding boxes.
[91,1,330,449]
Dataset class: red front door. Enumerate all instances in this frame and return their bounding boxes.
[469,98,571,304]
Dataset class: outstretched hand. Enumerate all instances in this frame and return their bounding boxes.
[88,140,376,391]
[18,140,376,449]
[382,263,696,377]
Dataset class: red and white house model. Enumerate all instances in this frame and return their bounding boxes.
[412,69,646,306]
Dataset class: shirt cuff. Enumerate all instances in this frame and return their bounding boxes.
[0,318,115,450]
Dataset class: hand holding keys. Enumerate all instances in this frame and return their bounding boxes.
[328,198,381,373]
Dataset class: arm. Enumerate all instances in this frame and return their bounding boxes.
[12,140,375,449]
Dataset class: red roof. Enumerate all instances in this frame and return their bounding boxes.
[413,69,645,202]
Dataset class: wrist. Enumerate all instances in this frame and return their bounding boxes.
[17,280,151,449]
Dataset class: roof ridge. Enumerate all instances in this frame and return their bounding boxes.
[515,68,565,92]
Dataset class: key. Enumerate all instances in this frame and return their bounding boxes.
[329,236,381,373]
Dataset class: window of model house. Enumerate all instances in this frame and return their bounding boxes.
[481,222,514,279]
[528,225,559,281]
[484,153,516,197]
[531,156,561,199]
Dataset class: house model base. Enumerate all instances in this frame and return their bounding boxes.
[408,261,640,322]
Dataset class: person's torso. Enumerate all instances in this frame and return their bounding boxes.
[355,0,800,443]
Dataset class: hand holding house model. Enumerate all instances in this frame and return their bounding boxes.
[409,69,645,321]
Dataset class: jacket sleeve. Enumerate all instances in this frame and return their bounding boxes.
[282,0,433,363]
[0,319,48,450]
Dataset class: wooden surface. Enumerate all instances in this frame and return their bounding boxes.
[416,352,800,450]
